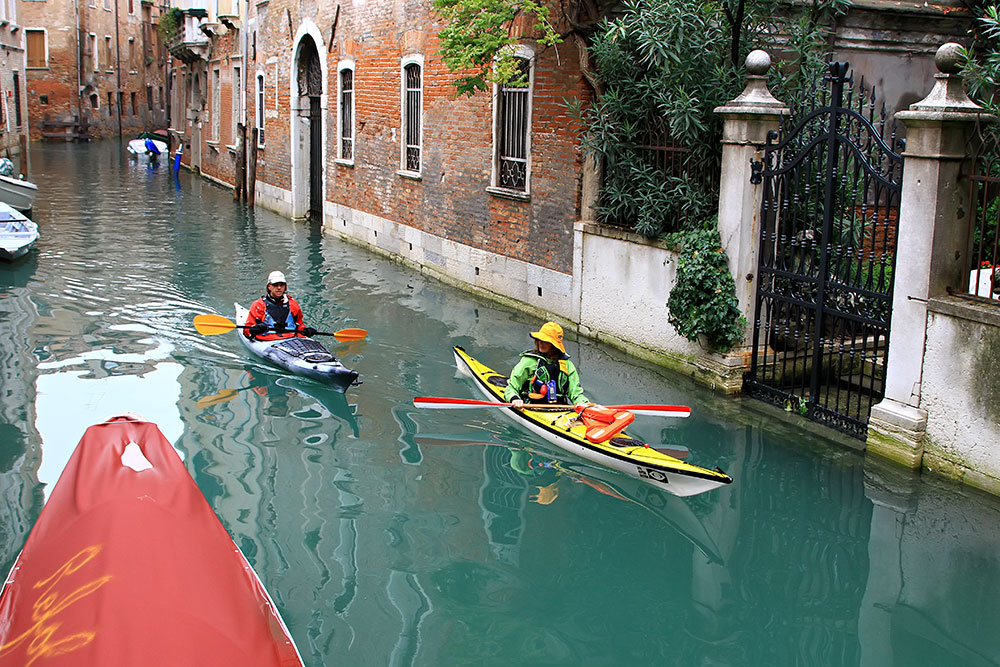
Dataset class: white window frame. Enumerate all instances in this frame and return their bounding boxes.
[90,33,98,72]
[489,46,534,197]
[255,70,265,146]
[104,36,113,72]
[232,66,242,140]
[25,29,48,69]
[211,67,220,142]
[102,0,111,11]
[336,60,355,165]
[399,54,423,176]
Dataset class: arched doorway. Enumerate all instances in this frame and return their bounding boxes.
[292,31,325,221]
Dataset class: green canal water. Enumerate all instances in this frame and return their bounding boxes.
[1,142,999,666]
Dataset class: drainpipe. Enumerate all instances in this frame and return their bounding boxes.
[113,0,123,136]
[75,0,82,119]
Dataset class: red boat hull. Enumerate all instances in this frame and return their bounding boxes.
[0,416,304,666]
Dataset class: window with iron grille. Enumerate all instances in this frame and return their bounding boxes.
[339,66,354,161]
[402,61,422,173]
[13,72,21,127]
[494,57,531,192]
[256,72,265,145]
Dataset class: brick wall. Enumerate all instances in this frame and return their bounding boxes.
[178,0,590,274]
[23,0,167,140]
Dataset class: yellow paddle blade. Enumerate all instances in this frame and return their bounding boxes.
[195,388,240,409]
[193,314,239,335]
[333,328,367,342]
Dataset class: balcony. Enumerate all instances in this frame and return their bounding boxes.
[166,9,211,63]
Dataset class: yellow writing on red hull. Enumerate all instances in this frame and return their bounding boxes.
[0,545,111,665]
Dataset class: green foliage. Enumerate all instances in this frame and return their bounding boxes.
[665,223,746,352]
[157,8,183,41]
[432,0,561,96]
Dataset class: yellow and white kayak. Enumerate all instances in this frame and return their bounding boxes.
[451,346,733,497]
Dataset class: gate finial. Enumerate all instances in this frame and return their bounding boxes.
[722,50,786,110]
[908,43,983,113]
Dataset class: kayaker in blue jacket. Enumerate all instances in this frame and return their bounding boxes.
[504,321,589,408]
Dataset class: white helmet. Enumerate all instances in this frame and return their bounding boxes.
[267,270,287,285]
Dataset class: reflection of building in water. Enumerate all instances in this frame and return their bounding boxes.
[860,466,1000,665]
[386,569,432,667]
[478,444,528,566]
[0,260,41,567]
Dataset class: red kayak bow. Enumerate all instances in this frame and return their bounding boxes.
[0,415,304,667]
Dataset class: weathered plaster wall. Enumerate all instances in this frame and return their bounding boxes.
[920,297,1000,491]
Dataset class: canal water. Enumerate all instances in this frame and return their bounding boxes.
[1,141,999,666]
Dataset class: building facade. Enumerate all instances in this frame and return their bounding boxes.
[168,0,592,287]
[0,0,30,158]
[20,0,168,140]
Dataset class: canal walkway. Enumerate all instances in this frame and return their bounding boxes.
[0,141,998,665]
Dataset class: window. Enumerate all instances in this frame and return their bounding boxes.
[401,58,422,173]
[128,38,135,71]
[104,36,113,70]
[90,33,98,72]
[89,93,99,109]
[39,94,48,105]
[128,0,133,14]
[211,68,220,141]
[25,30,46,68]
[146,85,152,112]
[255,72,265,145]
[338,63,354,162]
[118,91,124,115]
[103,0,110,11]
[13,72,21,127]
[130,91,136,115]
[106,91,112,113]
[493,54,532,193]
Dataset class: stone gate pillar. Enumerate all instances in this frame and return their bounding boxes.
[867,43,995,466]
[714,51,789,347]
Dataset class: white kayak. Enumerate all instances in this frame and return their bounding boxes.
[235,303,359,392]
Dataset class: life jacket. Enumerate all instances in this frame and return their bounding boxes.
[260,295,299,338]
[525,356,571,404]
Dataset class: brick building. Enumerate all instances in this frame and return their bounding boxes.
[0,0,30,159]
[168,0,592,290]
[21,0,169,140]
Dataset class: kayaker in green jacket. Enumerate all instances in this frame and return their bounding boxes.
[504,321,589,408]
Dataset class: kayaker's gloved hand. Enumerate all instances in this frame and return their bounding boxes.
[511,398,525,409]
[301,327,317,337]
[273,323,286,333]
[248,323,268,336]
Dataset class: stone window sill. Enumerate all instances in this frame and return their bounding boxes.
[335,158,354,168]
[486,185,530,202]
[397,169,421,181]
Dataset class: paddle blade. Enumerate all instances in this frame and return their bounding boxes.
[413,397,508,409]
[195,389,240,409]
[333,328,367,342]
[614,404,691,418]
[193,314,238,335]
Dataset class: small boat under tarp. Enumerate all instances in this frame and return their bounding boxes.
[0,202,37,261]
[0,414,305,666]
[126,131,169,159]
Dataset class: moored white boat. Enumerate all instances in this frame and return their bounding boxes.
[0,202,37,261]
[126,133,168,159]
[0,173,37,212]
[0,414,305,666]
[452,346,734,497]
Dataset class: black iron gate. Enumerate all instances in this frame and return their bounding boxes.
[743,62,904,439]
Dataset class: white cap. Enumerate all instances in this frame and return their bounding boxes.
[267,270,287,285]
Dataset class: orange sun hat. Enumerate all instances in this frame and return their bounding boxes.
[530,321,565,353]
